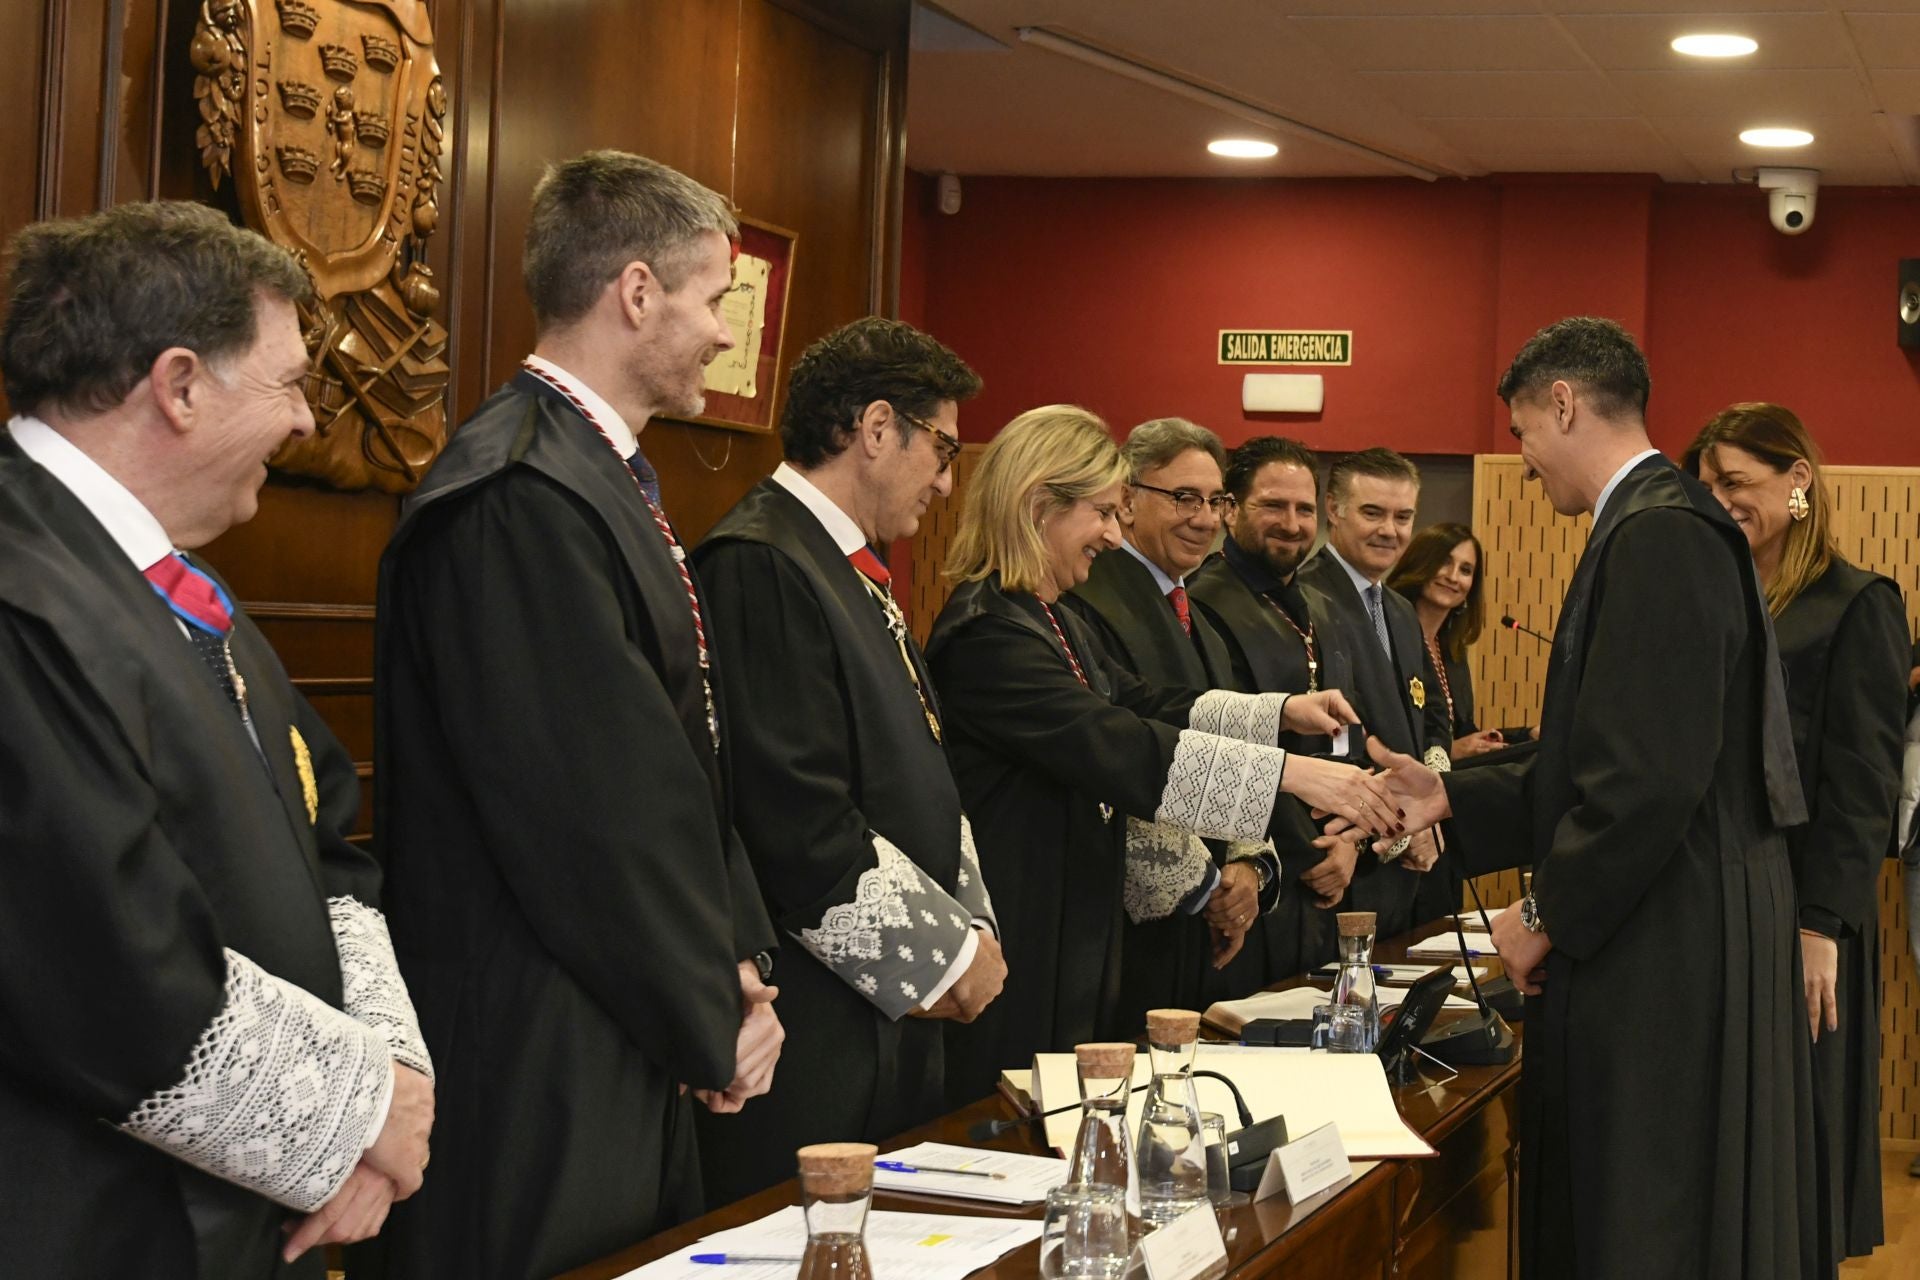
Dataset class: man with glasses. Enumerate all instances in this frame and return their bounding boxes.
[692,317,1005,1202]
[1062,418,1288,1023]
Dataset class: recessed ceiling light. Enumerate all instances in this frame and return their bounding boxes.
[1208,139,1279,159]
[1672,34,1758,58]
[1740,127,1814,148]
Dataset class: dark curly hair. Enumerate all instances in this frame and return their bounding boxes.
[780,317,981,468]
[1496,315,1650,420]
[1223,436,1319,502]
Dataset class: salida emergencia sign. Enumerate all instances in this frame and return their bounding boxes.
[1217,330,1352,366]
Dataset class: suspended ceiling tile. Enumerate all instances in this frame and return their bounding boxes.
[1360,70,1633,119]
[1871,69,1920,113]
[1610,68,1879,118]
[1556,11,1856,72]
[1844,12,1920,70]
[1421,116,1697,178]
[1283,15,1590,73]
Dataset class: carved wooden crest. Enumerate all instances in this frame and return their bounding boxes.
[192,0,449,493]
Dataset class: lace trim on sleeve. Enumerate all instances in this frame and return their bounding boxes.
[1187,689,1286,746]
[795,834,973,1020]
[955,814,999,935]
[120,948,393,1213]
[328,896,433,1079]
[1122,818,1215,923]
[1154,729,1282,843]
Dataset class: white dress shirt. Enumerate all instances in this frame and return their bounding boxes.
[9,415,173,571]
[1592,448,1663,526]
[525,355,640,459]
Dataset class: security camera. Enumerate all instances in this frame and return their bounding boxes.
[1756,168,1818,236]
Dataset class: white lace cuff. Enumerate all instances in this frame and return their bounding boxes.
[795,834,975,1020]
[121,948,393,1213]
[1154,729,1283,843]
[1122,817,1216,923]
[328,897,433,1079]
[1187,689,1287,746]
[955,814,999,936]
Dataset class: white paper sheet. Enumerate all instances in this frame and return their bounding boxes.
[619,1208,1044,1280]
[1405,931,1494,961]
[872,1141,1068,1205]
[1208,986,1476,1030]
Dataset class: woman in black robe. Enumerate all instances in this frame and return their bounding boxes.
[1688,402,1907,1275]
[925,405,1404,1099]
[1387,522,1533,757]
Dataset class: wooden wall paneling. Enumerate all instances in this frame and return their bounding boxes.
[36,0,111,216]
[907,443,985,642]
[1468,456,1920,1142]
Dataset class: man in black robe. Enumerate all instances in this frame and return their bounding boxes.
[1061,418,1288,1021]
[374,152,780,1279]
[1295,447,1450,934]
[1189,436,1352,971]
[693,317,1006,1201]
[0,202,433,1279]
[1365,317,1812,1278]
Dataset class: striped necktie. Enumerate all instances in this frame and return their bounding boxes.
[144,552,248,717]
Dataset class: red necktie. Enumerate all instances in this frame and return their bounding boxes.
[1167,584,1192,636]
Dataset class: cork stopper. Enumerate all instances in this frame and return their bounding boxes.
[1337,911,1377,938]
[796,1142,877,1195]
[1145,1009,1201,1046]
[1075,1042,1138,1077]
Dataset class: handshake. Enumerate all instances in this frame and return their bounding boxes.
[1300,738,1453,907]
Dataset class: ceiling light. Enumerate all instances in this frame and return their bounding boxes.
[1208,139,1278,159]
[1740,127,1814,148]
[1671,34,1757,58]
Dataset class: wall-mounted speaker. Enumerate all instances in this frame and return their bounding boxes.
[1900,259,1920,349]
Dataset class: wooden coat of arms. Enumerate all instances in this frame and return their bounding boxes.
[191,0,449,492]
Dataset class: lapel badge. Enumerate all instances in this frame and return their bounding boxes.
[1408,675,1426,710]
[289,725,320,824]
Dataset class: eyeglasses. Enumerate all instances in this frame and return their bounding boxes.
[898,410,962,474]
[1130,481,1235,519]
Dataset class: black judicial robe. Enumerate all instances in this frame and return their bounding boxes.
[1294,549,1452,932]
[1775,560,1905,1269]
[692,480,998,1202]
[0,434,374,1280]
[1062,547,1285,1020]
[1446,457,1812,1280]
[373,374,776,1280]
[1189,545,1344,971]
[926,576,1301,1101]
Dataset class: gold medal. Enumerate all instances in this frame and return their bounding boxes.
[289,725,319,824]
[1408,675,1426,710]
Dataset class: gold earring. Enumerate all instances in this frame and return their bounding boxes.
[1787,486,1810,522]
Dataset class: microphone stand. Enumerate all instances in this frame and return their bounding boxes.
[1463,874,1525,1023]
[1418,899,1518,1067]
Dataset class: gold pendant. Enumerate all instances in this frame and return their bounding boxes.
[289,726,320,824]
[1408,675,1426,709]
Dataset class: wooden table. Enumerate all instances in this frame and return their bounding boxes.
[559,920,1524,1280]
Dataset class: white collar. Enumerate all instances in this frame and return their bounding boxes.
[1119,536,1181,596]
[771,462,869,557]
[524,354,639,459]
[1324,542,1381,596]
[1593,448,1662,525]
[8,415,174,570]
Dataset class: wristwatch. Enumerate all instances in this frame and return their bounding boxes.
[1518,892,1546,934]
[752,950,775,983]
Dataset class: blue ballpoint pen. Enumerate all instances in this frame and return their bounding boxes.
[873,1159,1005,1179]
[690,1254,804,1266]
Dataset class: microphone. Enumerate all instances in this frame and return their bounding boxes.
[1499,614,1553,645]
[1460,875,1525,1023]
[966,1083,1149,1144]
[1418,890,1518,1067]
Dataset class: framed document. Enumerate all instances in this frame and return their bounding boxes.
[685,214,797,434]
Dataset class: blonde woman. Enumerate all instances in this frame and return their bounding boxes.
[1687,404,1906,1274]
[925,406,1403,1096]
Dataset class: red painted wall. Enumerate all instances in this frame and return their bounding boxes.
[906,172,1920,465]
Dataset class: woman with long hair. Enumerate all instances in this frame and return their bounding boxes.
[925,405,1402,1096]
[1386,522,1519,760]
[1686,402,1907,1274]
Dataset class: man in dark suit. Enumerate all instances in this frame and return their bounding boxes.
[1061,418,1287,1018]
[0,201,433,1279]
[1365,317,1811,1277]
[1295,447,1449,934]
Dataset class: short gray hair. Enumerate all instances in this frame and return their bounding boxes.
[0,201,309,418]
[1121,417,1226,484]
[523,150,739,331]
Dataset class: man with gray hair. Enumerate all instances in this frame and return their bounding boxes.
[0,201,433,1277]
[375,151,780,1277]
[1062,417,1291,1023]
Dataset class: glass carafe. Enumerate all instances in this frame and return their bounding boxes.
[1328,911,1381,1053]
[1134,1009,1210,1226]
[1067,1041,1138,1202]
[797,1142,875,1280]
